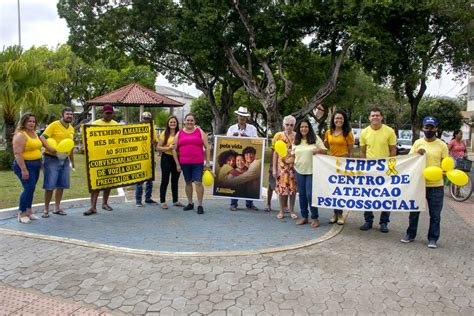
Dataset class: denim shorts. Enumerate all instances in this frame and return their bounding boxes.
[43,154,71,189]
[181,163,204,183]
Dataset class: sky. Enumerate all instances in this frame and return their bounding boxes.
[0,0,467,99]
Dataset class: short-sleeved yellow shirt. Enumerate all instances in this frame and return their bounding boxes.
[42,120,75,155]
[409,138,448,187]
[324,130,354,157]
[159,133,175,155]
[359,124,396,158]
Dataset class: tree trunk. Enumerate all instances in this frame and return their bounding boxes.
[4,120,16,152]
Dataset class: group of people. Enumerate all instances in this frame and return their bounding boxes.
[11,104,458,248]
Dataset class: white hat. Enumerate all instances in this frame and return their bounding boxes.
[234,106,250,117]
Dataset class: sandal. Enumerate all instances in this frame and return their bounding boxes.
[264,207,271,212]
[277,211,284,219]
[41,211,50,218]
[102,205,113,211]
[161,203,169,209]
[173,201,185,207]
[290,212,298,220]
[83,209,97,216]
[52,209,67,216]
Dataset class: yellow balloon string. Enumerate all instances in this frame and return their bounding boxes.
[386,158,399,176]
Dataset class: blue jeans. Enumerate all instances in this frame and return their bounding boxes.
[364,211,390,224]
[136,180,153,202]
[295,171,319,219]
[13,159,41,212]
[230,199,254,208]
[43,154,70,189]
[406,186,444,242]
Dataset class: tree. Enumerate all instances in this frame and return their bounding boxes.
[0,46,58,150]
[58,0,241,134]
[418,98,463,137]
[27,45,156,127]
[354,0,474,142]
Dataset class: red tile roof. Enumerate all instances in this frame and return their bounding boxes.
[86,83,184,107]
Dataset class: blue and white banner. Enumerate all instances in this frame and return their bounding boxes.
[312,155,427,212]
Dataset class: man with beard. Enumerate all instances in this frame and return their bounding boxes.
[40,107,75,217]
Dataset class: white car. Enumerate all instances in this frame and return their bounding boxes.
[396,139,412,155]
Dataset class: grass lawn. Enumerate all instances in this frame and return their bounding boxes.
[0,154,116,209]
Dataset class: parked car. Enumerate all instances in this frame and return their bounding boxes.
[396,139,412,155]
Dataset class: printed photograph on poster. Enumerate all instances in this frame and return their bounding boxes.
[212,136,265,200]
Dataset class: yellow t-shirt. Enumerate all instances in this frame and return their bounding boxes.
[409,138,448,187]
[21,131,42,160]
[324,130,354,157]
[42,120,75,155]
[359,124,396,158]
[293,137,326,175]
[92,119,118,126]
[158,133,175,155]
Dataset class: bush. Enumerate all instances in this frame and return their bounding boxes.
[0,150,14,170]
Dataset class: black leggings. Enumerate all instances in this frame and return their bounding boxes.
[160,153,180,203]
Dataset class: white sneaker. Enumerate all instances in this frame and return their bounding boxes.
[29,214,40,220]
[18,214,31,224]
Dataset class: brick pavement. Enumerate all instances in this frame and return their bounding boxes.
[0,191,473,315]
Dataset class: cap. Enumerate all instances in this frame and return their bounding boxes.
[141,112,152,119]
[422,116,438,127]
[103,104,114,113]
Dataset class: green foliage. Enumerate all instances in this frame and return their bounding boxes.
[418,98,463,135]
[155,110,170,128]
[191,95,214,133]
[0,150,14,170]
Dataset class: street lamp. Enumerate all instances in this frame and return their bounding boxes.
[17,0,21,47]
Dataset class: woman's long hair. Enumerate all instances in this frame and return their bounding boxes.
[15,112,37,133]
[329,109,351,137]
[163,115,180,145]
[294,118,316,145]
[452,130,462,140]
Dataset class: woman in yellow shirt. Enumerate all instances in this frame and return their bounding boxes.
[157,116,183,209]
[12,113,43,224]
[324,110,354,225]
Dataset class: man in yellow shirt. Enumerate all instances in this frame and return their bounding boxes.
[401,116,448,248]
[84,105,118,216]
[359,107,397,233]
[40,107,75,217]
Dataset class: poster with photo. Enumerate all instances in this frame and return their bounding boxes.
[212,136,265,200]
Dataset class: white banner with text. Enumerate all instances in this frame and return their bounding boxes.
[312,154,427,212]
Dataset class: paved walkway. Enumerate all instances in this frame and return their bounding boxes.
[0,188,472,315]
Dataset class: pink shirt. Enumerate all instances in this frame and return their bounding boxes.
[449,139,466,158]
[178,128,204,164]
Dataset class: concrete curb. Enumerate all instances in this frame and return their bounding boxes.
[0,210,348,258]
[0,188,126,220]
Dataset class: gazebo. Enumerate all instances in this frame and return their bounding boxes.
[85,83,184,122]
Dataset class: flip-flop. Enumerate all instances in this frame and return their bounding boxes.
[102,205,113,211]
[83,209,97,216]
[41,212,50,218]
[52,210,67,216]
[264,207,271,212]
[161,203,169,209]
[277,211,284,219]
[290,212,298,220]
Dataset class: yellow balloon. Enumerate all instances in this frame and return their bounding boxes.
[57,138,74,153]
[46,138,57,150]
[441,157,455,171]
[202,170,214,186]
[423,166,443,181]
[274,140,287,157]
[446,169,469,186]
